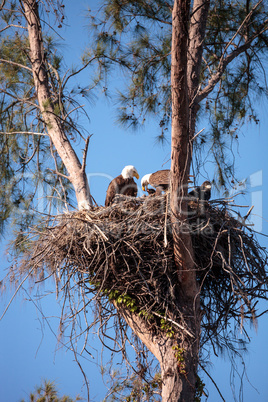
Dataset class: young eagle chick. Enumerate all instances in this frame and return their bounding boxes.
[188,180,212,201]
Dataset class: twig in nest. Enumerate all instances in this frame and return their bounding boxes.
[152,312,194,338]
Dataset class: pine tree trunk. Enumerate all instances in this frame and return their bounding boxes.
[118,305,199,401]
[169,0,201,399]
[188,0,210,140]
[23,0,92,209]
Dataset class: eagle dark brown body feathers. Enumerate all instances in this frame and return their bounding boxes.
[105,175,138,206]
[149,169,170,191]
[188,180,211,201]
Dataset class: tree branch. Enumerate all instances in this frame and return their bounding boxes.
[152,312,194,338]
[81,135,92,174]
[22,0,92,208]
[199,363,226,401]
[47,168,70,181]
[0,0,5,11]
[0,24,27,33]
[220,0,264,61]
[0,131,47,136]
[0,58,32,72]
[195,2,268,104]
[196,26,268,103]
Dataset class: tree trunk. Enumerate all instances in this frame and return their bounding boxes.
[188,0,210,140]
[119,0,204,389]
[118,305,199,402]
[169,0,201,400]
[22,0,92,209]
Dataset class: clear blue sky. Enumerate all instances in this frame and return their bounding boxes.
[0,1,268,401]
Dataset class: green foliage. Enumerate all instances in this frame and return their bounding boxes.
[88,0,268,187]
[172,345,186,375]
[20,379,82,402]
[160,318,174,338]
[138,309,154,320]
[105,289,138,313]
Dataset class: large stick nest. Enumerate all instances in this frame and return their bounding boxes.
[19,194,268,350]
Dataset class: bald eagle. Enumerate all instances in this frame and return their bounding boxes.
[105,165,139,206]
[141,170,193,195]
[188,180,211,201]
[141,170,170,195]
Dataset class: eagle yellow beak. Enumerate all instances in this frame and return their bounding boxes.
[142,185,145,191]
[134,171,139,180]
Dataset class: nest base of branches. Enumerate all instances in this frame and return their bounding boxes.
[19,194,268,346]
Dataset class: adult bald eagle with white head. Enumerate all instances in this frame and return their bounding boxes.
[141,170,170,195]
[105,165,139,206]
[141,170,193,195]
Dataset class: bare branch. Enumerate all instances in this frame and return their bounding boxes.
[200,363,226,401]
[0,58,32,72]
[196,28,268,103]
[0,0,6,11]
[0,24,27,33]
[62,56,98,90]
[47,168,70,181]
[196,4,268,104]
[152,312,194,338]
[0,266,36,321]
[191,127,205,141]
[81,135,92,174]
[0,131,47,136]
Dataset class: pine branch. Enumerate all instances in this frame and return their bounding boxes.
[0,24,27,33]
[47,168,70,180]
[0,58,32,72]
[0,131,47,136]
[81,135,92,174]
[196,25,268,103]
[196,0,268,104]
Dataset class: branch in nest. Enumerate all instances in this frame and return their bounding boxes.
[14,195,268,358]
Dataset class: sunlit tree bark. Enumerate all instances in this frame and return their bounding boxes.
[22,0,92,209]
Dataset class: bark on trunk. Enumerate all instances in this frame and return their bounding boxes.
[188,0,210,140]
[169,0,201,400]
[118,305,199,402]
[170,0,197,293]
[23,0,92,209]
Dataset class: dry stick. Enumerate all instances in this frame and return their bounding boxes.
[69,336,90,401]
[191,127,205,141]
[84,213,109,241]
[152,311,194,338]
[0,266,35,321]
[0,131,47,136]
[199,362,226,401]
[81,135,92,174]
[243,205,254,221]
[164,192,169,247]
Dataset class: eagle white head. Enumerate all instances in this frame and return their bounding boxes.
[121,165,139,180]
[141,173,152,191]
